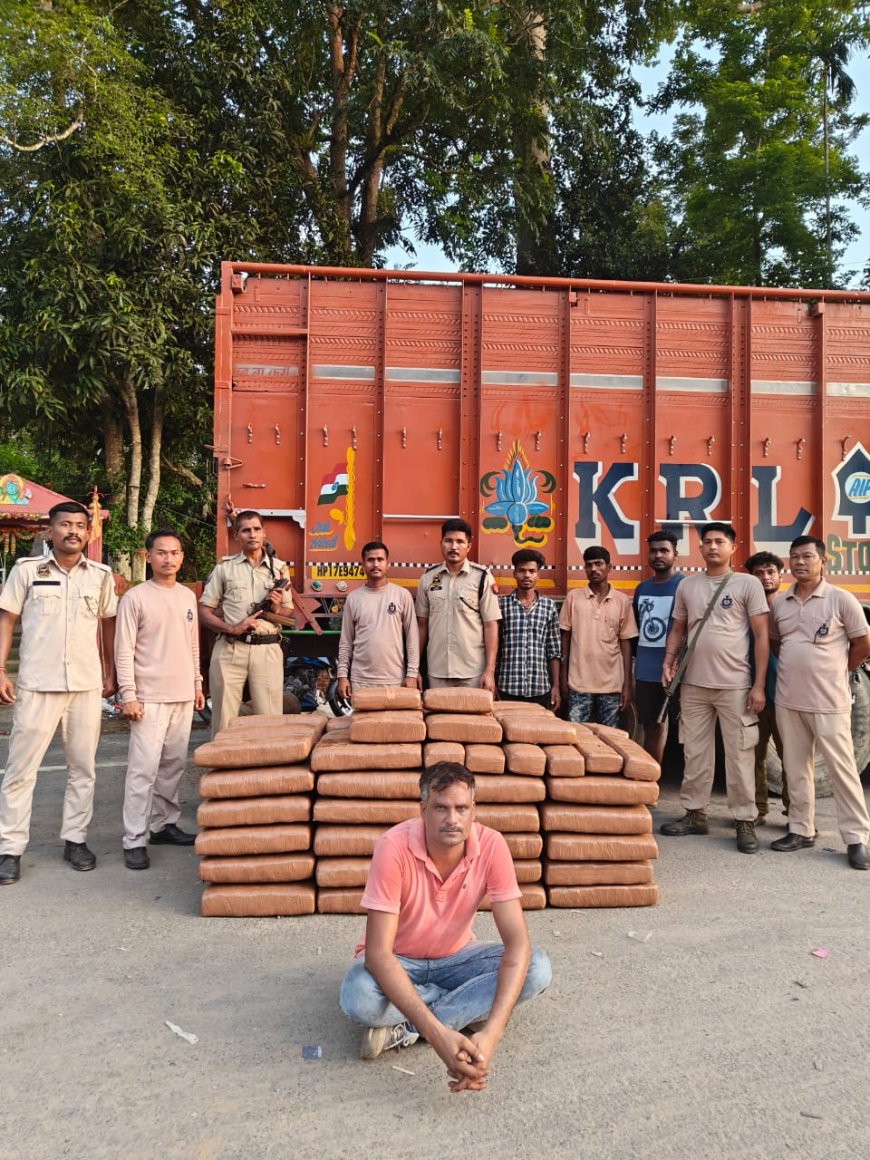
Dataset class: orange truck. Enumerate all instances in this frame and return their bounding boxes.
[213,262,870,606]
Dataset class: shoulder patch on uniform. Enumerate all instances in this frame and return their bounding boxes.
[220,555,235,561]
[86,560,113,573]
[422,563,442,572]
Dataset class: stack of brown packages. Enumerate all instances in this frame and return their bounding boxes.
[312,686,424,915]
[193,714,326,917]
[426,689,547,912]
[542,720,660,908]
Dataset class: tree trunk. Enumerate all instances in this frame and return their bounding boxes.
[102,401,126,509]
[141,392,163,533]
[514,12,555,275]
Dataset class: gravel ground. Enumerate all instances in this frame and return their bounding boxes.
[2,710,869,1160]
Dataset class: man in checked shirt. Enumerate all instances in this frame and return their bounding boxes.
[495,549,561,709]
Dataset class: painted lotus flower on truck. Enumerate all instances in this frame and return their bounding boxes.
[480,441,556,546]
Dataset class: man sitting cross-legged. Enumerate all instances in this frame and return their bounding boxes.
[339,762,552,1092]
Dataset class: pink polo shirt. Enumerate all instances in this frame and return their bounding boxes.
[355,818,522,960]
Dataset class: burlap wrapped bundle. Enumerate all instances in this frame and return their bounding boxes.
[194,731,318,769]
[473,775,545,803]
[313,825,390,857]
[198,853,315,884]
[196,795,311,829]
[594,735,662,782]
[503,832,544,859]
[543,746,585,778]
[315,857,372,888]
[352,686,422,711]
[423,688,493,714]
[201,883,316,917]
[513,860,543,883]
[571,731,624,773]
[540,803,652,835]
[198,766,314,799]
[474,803,540,833]
[479,884,546,911]
[502,742,546,776]
[501,716,578,745]
[313,798,419,825]
[317,888,366,914]
[548,883,658,908]
[225,715,327,740]
[546,776,659,806]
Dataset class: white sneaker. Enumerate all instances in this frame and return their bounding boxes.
[360,1022,419,1060]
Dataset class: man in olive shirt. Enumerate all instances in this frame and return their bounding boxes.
[416,519,501,690]
[337,541,419,697]
[0,502,117,884]
[659,523,769,854]
[199,510,293,735]
[769,535,870,870]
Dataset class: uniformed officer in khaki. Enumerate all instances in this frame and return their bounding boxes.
[769,534,870,870]
[199,510,293,736]
[416,518,501,690]
[0,501,118,885]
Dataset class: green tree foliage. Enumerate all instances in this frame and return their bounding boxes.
[653,0,869,287]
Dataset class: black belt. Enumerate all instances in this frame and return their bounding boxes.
[230,632,282,645]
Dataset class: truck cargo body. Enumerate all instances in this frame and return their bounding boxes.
[213,264,870,605]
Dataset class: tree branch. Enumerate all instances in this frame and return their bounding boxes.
[161,456,203,487]
[0,116,84,153]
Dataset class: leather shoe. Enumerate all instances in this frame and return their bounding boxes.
[771,832,815,852]
[0,854,21,884]
[149,823,196,846]
[124,846,150,870]
[63,841,96,871]
[847,843,870,870]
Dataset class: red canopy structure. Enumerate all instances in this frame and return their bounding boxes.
[0,475,108,570]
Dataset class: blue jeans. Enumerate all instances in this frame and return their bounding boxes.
[566,690,620,727]
[339,941,552,1032]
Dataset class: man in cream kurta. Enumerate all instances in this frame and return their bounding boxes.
[115,529,205,870]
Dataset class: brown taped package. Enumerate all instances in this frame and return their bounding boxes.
[544,746,585,778]
[194,733,316,769]
[316,771,421,799]
[540,803,652,835]
[315,857,372,888]
[194,824,312,857]
[313,824,389,856]
[464,744,505,774]
[548,883,659,908]
[325,716,353,734]
[424,741,466,767]
[198,853,315,884]
[310,739,422,772]
[201,883,316,917]
[503,832,544,858]
[313,798,419,824]
[502,742,547,776]
[352,686,422,712]
[317,887,366,914]
[198,766,315,800]
[425,714,503,744]
[492,702,550,717]
[544,860,654,886]
[348,711,427,744]
[479,883,546,911]
[572,733,624,773]
[545,832,658,861]
[474,803,540,833]
[583,722,630,740]
[596,735,662,782]
[422,687,494,714]
[546,776,659,806]
[501,716,579,745]
[226,715,327,739]
[473,775,545,803]
[197,795,311,829]
[513,860,543,883]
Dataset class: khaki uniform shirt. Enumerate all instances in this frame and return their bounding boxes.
[0,553,117,692]
[770,579,869,714]
[415,560,501,679]
[559,586,638,694]
[200,551,292,636]
[673,572,768,690]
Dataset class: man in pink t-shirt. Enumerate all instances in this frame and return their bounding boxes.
[339,763,551,1091]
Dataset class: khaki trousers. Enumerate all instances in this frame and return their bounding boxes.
[776,706,870,845]
[754,701,789,816]
[679,684,758,820]
[123,700,193,848]
[0,688,102,855]
[209,637,283,737]
[427,674,484,689]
